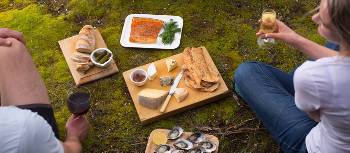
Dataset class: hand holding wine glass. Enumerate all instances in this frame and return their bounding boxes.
[65,86,90,141]
[257,9,277,46]
[257,19,300,45]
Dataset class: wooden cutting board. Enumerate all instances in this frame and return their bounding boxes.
[122,47,229,124]
[58,29,118,86]
[145,129,219,153]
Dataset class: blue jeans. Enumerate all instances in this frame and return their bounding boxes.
[233,42,339,153]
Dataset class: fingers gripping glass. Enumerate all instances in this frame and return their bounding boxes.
[257,9,277,47]
[67,86,91,116]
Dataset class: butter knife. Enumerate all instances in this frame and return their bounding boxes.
[160,70,184,113]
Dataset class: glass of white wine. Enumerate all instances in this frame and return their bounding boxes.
[257,9,277,47]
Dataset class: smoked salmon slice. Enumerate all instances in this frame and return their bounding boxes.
[129,17,164,44]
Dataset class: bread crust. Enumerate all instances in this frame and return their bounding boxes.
[75,25,96,53]
[183,47,220,92]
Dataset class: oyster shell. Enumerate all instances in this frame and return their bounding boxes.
[187,132,205,143]
[154,144,173,153]
[171,150,185,153]
[199,141,217,153]
[188,146,206,153]
[168,126,184,140]
[173,139,193,150]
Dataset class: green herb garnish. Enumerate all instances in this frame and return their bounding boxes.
[160,19,182,45]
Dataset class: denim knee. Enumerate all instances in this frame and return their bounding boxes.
[234,62,263,83]
[233,61,264,94]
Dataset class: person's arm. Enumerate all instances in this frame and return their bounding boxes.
[62,115,89,153]
[289,34,337,60]
[61,137,82,153]
[258,20,338,60]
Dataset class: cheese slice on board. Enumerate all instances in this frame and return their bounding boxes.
[147,63,157,80]
[165,59,177,72]
[138,89,168,109]
[174,88,189,102]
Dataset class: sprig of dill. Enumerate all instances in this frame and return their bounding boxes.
[160,19,182,45]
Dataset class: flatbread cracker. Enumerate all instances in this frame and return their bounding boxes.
[182,47,220,92]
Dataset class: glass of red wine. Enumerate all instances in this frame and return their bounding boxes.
[67,86,90,116]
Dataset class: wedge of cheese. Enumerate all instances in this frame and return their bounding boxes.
[165,59,177,72]
[138,89,168,109]
[147,63,157,80]
[174,88,189,102]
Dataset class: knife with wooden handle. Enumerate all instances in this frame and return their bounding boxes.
[160,70,184,113]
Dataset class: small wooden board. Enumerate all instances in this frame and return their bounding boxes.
[145,129,219,153]
[58,29,118,86]
[122,47,229,124]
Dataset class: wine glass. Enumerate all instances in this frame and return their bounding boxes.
[67,86,91,116]
[257,9,277,47]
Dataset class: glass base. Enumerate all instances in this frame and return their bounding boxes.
[257,37,275,47]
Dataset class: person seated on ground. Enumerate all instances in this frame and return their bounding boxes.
[0,28,89,153]
[234,0,350,152]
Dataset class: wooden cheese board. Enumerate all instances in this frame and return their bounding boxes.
[145,129,219,153]
[58,29,119,86]
[122,47,229,124]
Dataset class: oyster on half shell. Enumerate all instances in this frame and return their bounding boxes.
[187,132,205,143]
[188,146,206,153]
[198,141,217,153]
[154,144,173,153]
[168,126,184,140]
[173,139,193,150]
[171,149,186,153]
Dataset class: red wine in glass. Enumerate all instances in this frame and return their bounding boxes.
[67,88,90,115]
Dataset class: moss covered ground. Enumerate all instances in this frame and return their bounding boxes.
[0,0,322,152]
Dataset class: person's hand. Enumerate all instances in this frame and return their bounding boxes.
[256,20,300,45]
[65,115,89,141]
[0,28,26,46]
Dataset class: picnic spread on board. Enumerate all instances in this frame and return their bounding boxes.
[146,127,219,153]
[58,14,229,153]
[58,25,118,86]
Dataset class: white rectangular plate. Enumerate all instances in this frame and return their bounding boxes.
[120,14,183,49]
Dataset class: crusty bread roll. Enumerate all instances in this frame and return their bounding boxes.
[75,25,96,53]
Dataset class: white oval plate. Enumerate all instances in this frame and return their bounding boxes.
[120,14,183,50]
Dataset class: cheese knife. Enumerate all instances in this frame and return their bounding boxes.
[160,70,184,113]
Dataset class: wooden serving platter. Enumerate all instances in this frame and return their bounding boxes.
[58,29,119,86]
[145,129,219,153]
[122,47,229,124]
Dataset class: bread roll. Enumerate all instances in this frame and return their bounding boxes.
[75,25,96,53]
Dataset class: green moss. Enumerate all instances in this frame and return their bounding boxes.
[0,0,33,11]
[100,26,121,49]
[67,0,105,20]
[0,0,323,152]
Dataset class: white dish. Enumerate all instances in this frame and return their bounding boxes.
[130,69,148,86]
[120,14,183,49]
[90,48,113,68]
